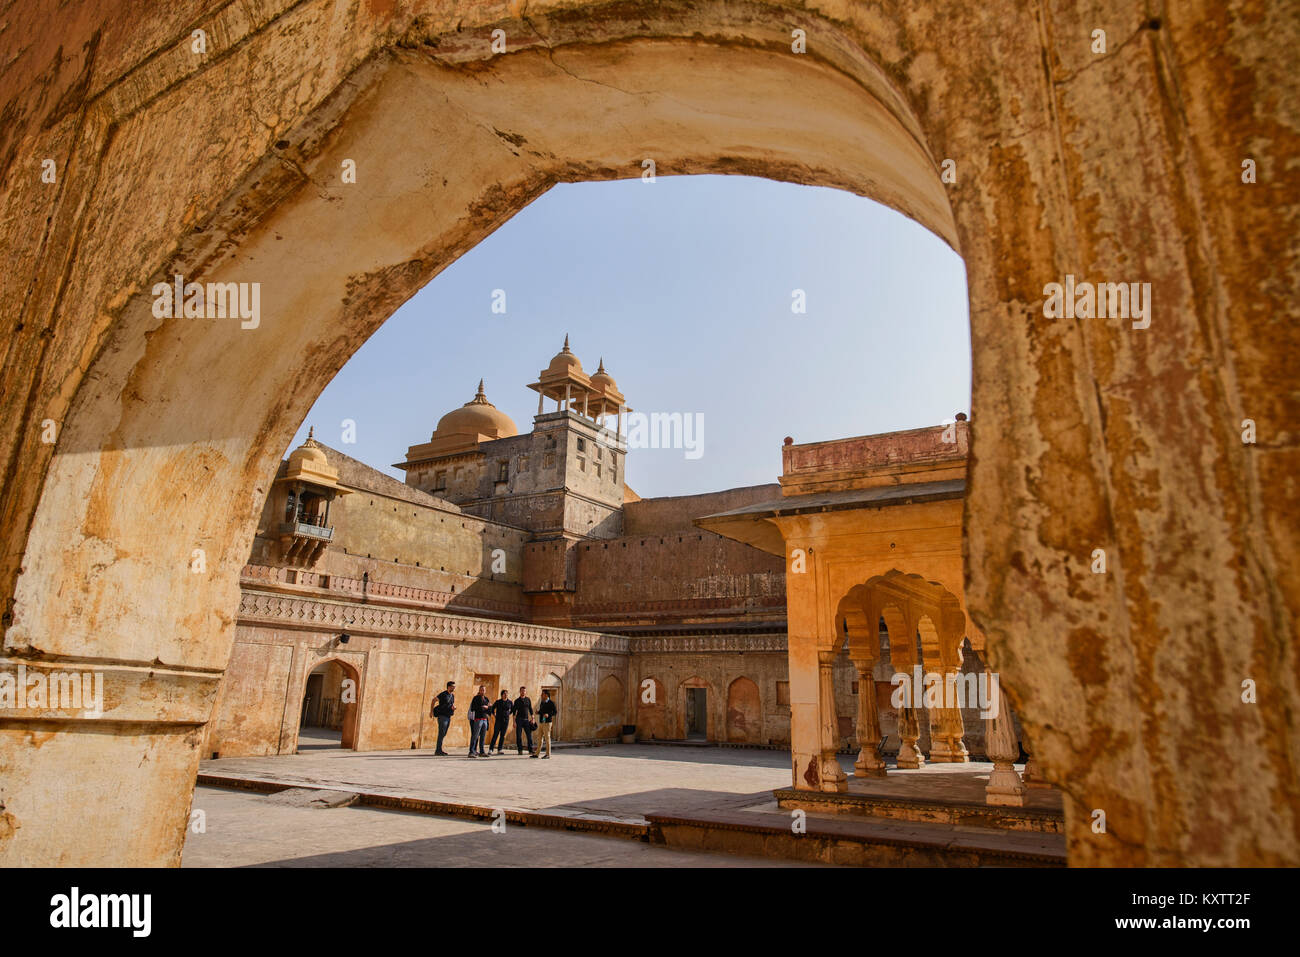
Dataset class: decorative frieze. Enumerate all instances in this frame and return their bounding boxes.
[237,589,629,655]
[629,633,787,654]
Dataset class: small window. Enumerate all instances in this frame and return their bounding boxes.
[435,470,447,491]
[594,463,602,478]
[579,458,586,472]
[519,456,529,472]
[543,453,555,469]
[577,437,586,452]
[776,681,791,706]
[497,461,509,482]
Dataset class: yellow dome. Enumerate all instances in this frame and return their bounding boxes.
[590,357,617,392]
[288,428,329,468]
[433,381,518,441]
[545,334,584,378]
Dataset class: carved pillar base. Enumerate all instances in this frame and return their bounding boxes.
[820,753,849,792]
[986,761,1027,805]
[1022,753,1052,788]
[896,707,925,769]
[854,745,888,777]
[928,709,970,762]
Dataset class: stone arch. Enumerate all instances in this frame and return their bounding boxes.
[595,673,624,740]
[725,676,762,744]
[299,656,362,751]
[834,583,879,662]
[635,675,669,741]
[0,1,1290,868]
[539,672,563,741]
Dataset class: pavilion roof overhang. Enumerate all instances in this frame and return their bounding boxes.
[693,479,966,556]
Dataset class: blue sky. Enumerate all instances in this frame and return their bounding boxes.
[290,174,970,498]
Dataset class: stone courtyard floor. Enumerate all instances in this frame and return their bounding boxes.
[182,784,826,867]
[183,744,1061,866]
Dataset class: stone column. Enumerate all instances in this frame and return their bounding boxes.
[984,681,1025,806]
[922,620,970,763]
[897,705,925,769]
[817,649,848,791]
[852,660,886,777]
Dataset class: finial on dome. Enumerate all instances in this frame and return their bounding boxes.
[477,379,485,396]
[597,357,606,374]
[307,426,314,441]
[562,334,571,352]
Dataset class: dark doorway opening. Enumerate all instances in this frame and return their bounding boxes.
[686,687,708,739]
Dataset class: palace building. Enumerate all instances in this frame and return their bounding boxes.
[206,339,1023,802]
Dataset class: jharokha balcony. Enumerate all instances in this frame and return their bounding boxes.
[278,517,334,566]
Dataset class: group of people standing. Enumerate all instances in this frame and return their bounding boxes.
[429,681,559,759]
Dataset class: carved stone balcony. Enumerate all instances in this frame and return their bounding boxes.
[278,520,334,566]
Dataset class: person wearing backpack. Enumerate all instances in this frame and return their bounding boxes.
[512,687,534,755]
[489,689,512,754]
[429,680,456,756]
[533,690,558,759]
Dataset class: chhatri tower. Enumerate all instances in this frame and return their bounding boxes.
[395,337,633,540]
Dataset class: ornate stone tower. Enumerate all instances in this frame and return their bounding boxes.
[394,337,629,542]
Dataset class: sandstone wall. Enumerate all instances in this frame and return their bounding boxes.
[205,588,631,757]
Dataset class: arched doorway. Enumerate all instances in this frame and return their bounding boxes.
[540,673,562,743]
[725,677,762,744]
[595,674,625,740]
[680,677,711,741]
[298,658,360,751]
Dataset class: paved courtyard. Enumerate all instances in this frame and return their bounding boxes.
[199,742,1050,821]
[182,784,823,867]
[199,743,807,824]
[182,744,1053,867]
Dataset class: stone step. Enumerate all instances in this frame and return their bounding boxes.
[646,807,1067,867]
[774,787,1065,834]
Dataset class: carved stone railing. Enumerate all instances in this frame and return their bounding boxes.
[279,521,333,541]
[240,563,531,619]
[237,589,630,655]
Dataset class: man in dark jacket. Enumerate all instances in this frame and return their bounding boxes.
[512,687,534,755]
[430,680,455,755]
[489,689,512,754]
[533,690,558,759]
[467,684,491,758]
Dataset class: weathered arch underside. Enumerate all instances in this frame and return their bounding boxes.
[0,0,1296,866]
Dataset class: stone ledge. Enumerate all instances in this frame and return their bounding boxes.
[196,773,650,841]
[646,808,1066,867]
[774,786,1065,834]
